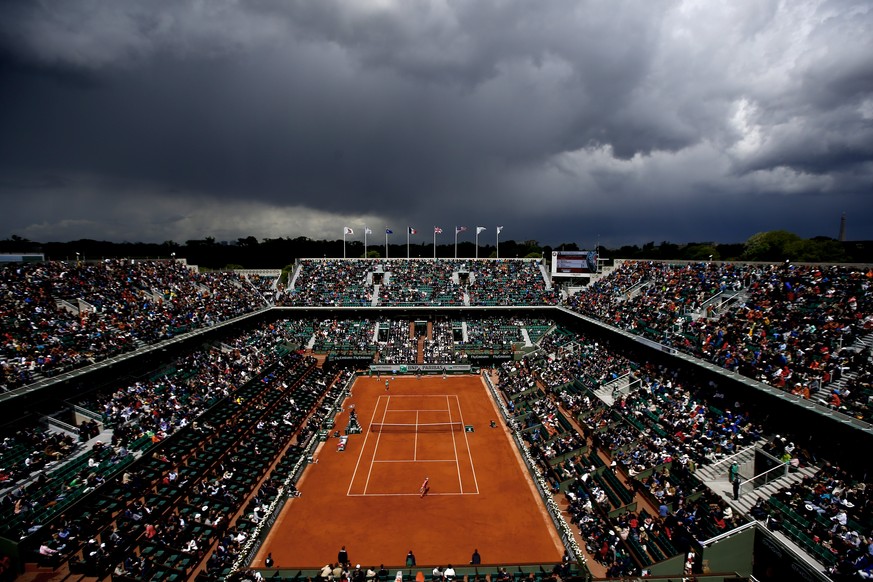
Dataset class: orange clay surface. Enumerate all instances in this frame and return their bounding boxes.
[254,374,564,569]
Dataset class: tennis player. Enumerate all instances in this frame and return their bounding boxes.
[420,476,429,497]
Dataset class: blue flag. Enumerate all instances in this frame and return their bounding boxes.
[385,228,393,235]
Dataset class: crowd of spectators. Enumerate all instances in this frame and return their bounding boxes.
[840,345,873,421]
[501,320,873,576]
[303,316,554,365]
[495,325,772,576]
[0,428,79,490]
[5,253,873,577]
[376,319,418,364]
[26,343,328,579]
[283,260,373,306]
[128,366,329,581]
[468,260,559,306]
[608,362,761,472]
[1,433,135,542]
[279,258,556,307]
[312,319,378,358]
[378,260,464,306]
[564,261,873,421]
[500,327,632,398]
[1,262,136,390]
[1,319,307,544]
[80,319,306,436]
[760,441,873,579]
[679,264,873,420]
[566,261,746,339]
[422,320,459,364]
[461,317,523,360]
[244,274,281,303]
[1,259,268,393]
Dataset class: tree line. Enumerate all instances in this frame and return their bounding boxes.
[0,231,869,270]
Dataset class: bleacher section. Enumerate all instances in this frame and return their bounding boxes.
[2,257,872,581]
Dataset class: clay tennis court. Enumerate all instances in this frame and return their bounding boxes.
[255,374,563,569]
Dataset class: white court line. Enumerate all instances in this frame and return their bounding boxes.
[414,411,419,461]
[454,394,480,494]
[347,394,387,496]
[372,459,458,463]
[386,409,451,412]
[361,396,392,495]
[376,394,451,397]
[446,395,463,493]
[348,493,479,497]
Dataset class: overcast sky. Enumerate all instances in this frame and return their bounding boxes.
[1,0,872,248]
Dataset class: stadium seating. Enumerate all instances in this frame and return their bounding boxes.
[2,256,872,580]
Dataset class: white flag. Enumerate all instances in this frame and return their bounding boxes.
[365,227,373,235]
[344,227,354,235]
[497,226,504,234]
[476,226,486,234]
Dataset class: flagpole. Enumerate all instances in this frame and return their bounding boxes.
[364,227,368,258]
[475,229,479,259]
[496,228,500,259]
[343,231,347,259]
[454,228,458,259]
[596,233,600,273]
[433,229,437,259]
[407,228,410,259]
[385,230,389,259]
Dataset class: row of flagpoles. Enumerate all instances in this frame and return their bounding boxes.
[342,226,505,259]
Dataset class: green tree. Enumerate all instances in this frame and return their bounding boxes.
[742,230,802,261]
[683,244,720,261]
[658,241,680,258]
[784,239,846,262]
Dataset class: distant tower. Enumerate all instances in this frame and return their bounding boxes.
[838,212,846,242]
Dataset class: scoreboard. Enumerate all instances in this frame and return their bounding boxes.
[550,250,598,278]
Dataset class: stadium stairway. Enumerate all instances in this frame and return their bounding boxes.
[692,444,826,575]
[537,262,552,290]
[701,457,818,519]
[591,374,635,407]
[813,331,873,407]
[693,441,762,484]
[688,288,750,321]
[288,263,303,290]
[519,327,533,348]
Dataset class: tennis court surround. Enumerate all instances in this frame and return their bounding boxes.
[256,374,563,569]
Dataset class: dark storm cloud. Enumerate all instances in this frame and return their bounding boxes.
[1,0,871,245]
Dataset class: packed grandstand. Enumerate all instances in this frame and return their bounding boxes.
[1,256,871,582]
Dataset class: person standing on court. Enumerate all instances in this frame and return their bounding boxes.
[406,550,416,567]
[470,549,481,565]
[338,546,349,567]
[420,477,429,498]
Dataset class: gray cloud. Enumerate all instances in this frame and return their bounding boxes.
[1,0,871,246]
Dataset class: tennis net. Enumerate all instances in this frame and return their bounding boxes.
[369,421,464,433]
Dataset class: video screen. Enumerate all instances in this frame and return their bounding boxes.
[551,250,598,277]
